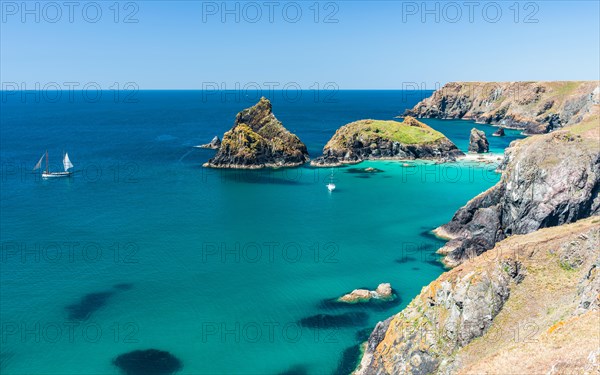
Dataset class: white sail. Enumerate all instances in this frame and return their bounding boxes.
[33,154,44,171]
[63,153,74,171]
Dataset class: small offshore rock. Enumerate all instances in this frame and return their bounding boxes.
[338,283,394,303]
[197,136,221,149]
[468,128,489,153]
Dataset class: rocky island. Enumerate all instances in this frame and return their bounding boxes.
[354,86,600,375]
[204,97,309,169]
[404,81,599,134]
[311,117,464,166]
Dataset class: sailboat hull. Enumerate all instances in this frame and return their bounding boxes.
[42,172,72,178]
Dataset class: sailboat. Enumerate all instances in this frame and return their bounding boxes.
[34,151,74,178]
[327,168,336,192]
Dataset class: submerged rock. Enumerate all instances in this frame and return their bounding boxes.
[66,291,114,320]
[113,349,182,375]
[346,167,384,174]
[298,312,368,328]
[468,128,489,153]
[338,283,394,303]
[197,136,221,149]
[311,117,464,167]
[204,97,309,169]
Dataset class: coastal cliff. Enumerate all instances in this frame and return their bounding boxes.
[204,97,309,169]
[435,109,600,267]
[404,81,599,134]
[311,117,464,167]
[356,217,600,375]
[354,93,600,374]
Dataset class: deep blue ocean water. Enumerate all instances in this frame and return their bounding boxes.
[0,91,523,375]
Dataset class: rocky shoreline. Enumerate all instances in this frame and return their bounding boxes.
[356,217,600,375]
[436,111,600,268]
[354,84,600,375]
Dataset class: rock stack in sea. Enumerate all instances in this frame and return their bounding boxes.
[468,128,489,153]
[204,97,309,169]
[492,127,505,137]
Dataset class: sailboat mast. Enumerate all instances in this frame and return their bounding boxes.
[45,150,49,173]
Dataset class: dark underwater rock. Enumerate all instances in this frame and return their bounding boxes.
[113,349,182,375]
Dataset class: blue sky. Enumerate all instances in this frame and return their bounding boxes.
[1,1,599,89]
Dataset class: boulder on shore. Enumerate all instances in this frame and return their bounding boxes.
[468,128,489,153]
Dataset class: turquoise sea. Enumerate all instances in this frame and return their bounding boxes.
[0,91,523,375]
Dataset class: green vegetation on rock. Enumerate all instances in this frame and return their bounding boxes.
[311,116,463,166]
[330,118,446,146]
[204,97,309,169]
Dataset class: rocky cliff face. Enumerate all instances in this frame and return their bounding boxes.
[204,98,309,169]
[311,117,464,167]
[404,81,599,134]
[356,217,600,375]
[435,110,600,267]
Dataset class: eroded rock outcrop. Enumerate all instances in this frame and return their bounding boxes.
[204,97,309,168]
[492,127,505,137]
[338,283,394,303]
[404,81,599,134]
[435,111,600,267]
[197,136,221,149]
[467,128,489,153]
[311,117,464,167]
[356,218,600,375]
